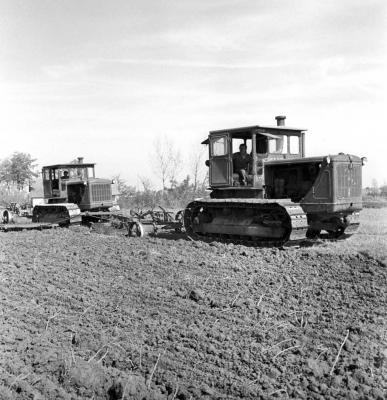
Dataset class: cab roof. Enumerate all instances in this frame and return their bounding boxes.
[202,124,307,144]
[42,163,95,170]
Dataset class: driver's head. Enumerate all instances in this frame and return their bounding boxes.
[239,144,247,154]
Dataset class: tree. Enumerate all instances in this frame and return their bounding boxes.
[112,174,136,209]
[188,144,207,194]
[168,148,182,189]
[152,136,182,190]
[371,178,379,197]
[0,159,12,188]
[112,175,135,197]
[0,152,38,190]
[131,176,160,211]
[380,182,387,198]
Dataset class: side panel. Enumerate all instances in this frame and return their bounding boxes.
[313,169,331,200]
[301,155,363,214]
[210,158,231,185]
[43,179,52,198]
[300,163,334,213]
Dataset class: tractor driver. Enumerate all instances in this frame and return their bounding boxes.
[232,143,252,186]
[61,170,69,180]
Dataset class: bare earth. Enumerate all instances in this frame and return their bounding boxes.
[0,209,386,399]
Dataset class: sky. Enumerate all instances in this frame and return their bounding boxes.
[0,0,386,188]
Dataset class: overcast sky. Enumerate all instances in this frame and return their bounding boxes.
[0,0,386,188]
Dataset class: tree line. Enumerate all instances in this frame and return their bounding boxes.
[364,179,387,198]
[115,138,209,210]
[116,173,208,211]
[1,147,387,210]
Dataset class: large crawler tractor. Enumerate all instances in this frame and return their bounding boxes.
[184,116,365,245]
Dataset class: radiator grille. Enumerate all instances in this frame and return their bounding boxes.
[337,164,362,198]
[90,183,111,202]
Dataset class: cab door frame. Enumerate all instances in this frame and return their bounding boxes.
[209,133,232,187]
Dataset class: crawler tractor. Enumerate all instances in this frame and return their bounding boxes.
[184,116,365,245]
[30,158,183,235]
[32,157,117,225]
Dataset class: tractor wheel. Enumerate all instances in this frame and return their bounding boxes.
[2,210,13,224]
[128,221,145,237]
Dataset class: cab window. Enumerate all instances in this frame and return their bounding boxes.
[268,138,284,153]
[232,139,251,154]
[211,137,228,156]
[51,169,59,180]
[289,136,300,154]
[76,168,87,179]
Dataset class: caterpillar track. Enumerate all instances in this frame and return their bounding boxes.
[32,204,82,226]
[184,199,359,247]
[184,199,308,247]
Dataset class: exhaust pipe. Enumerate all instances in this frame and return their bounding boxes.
[275,115,286,126]
[77,157,84,164]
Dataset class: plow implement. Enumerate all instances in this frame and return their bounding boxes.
[1,204,184,237]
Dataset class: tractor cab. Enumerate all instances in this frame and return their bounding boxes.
[41,158,114,211]
[42,159,96,202]
[203,116,306,191]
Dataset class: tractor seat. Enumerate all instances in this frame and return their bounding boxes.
[232,173,253,186]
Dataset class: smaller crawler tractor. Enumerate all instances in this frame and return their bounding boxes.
[32,157,117,226]
[30,158,183,235]
[184,116,366,245]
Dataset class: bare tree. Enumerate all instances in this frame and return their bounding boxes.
[188,144,207,193]
[152,136,182,190]
[138,175,153,192]
[168,148,182,189]
[370,178,380,197]
[133,175,158,210]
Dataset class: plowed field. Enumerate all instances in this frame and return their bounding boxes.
[0,209,386,400]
